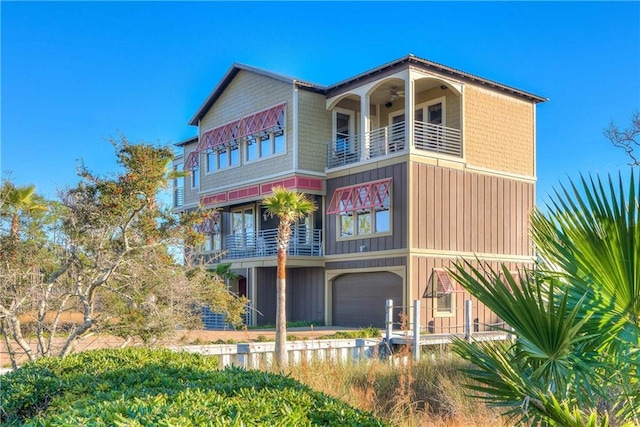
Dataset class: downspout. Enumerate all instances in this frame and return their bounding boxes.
[293,81,299,171]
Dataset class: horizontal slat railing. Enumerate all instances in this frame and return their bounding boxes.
[327,134,361,168]
[223,226,322,259]
[366,121,406,158]
[174,187,185,207]
[414,121,462,157]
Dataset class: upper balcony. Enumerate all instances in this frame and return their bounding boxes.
[327,120,462,168]
[326,72,463,170]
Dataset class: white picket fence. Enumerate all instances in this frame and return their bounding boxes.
[169,338,382,370]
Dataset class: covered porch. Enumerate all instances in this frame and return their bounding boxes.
[326,70,463,169]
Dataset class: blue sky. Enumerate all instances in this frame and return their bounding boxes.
[1,2,639,205]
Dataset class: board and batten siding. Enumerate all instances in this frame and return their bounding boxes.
[411,162,534,256]
[325,163,408,255]
[414,257,529,334]
[255,267,324,326]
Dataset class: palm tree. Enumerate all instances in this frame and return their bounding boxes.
[0,182,48,239]
[262,186,316,369]
[450,172,639,426]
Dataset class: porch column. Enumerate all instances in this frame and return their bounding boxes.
[360,94,370,161]
[405,74,415,150]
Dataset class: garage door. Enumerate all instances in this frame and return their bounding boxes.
[332,272,402,328]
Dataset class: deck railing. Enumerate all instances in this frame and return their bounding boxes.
[174,187,185,207]
[223,226,322,259]
[326,120,462,169]
[326,134,362,168]
[414,121,462,157]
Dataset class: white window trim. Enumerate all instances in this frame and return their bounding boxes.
[335,206,392,242]
[333,107,356,141]
[205,144,241,175]
[432,268,456,318]
[191,167,200,189]
[388,96,447,127]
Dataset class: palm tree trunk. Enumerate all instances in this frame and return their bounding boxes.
[10,212,19,239]
[274,248,288,370]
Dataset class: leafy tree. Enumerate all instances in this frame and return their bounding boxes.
[0,137,247,366]
[604,112,640,165]
[451,172,639,426]
[262,187,316,369]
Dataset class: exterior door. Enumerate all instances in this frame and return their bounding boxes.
[231,207,255,250]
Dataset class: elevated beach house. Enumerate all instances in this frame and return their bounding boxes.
[172,54,546,331]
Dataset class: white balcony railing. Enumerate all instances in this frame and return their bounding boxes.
[174,187,185,207]
[414,121,462,157]
[326,134,362,168]
[223,226,322,259]
[326,120,462,169]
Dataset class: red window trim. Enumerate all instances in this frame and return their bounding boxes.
[326,178,392,215]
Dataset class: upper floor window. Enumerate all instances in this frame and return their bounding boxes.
[184,151,200,190]
[191,166,199,189]
[207,144,240,173]
[245,122,285,162]
[327,178,392,240]
[198,103,287,171]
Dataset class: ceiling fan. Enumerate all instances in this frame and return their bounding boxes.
[389,86,405,100]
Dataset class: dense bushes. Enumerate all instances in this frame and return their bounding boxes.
[0,348,384,426]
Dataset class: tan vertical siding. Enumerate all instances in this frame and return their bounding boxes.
[411,163,534,256]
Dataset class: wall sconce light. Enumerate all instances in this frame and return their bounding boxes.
[262,211,269,222]
[385,102,393,108]
[440,85,448,91]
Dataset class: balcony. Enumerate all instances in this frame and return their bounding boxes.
[327,120,462,169]
[174,186,185,207]
[223,226,322,259]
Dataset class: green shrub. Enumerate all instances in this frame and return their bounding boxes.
[321,327,381,339]
[0,348,384,426]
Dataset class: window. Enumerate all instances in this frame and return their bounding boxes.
[196,211,221,253]
[328,178,392,239]
[423,269,456,317]
[333,109,355,155]
[207,144,240,172]
[191,166,199,189]
[198,104,286,168]
[245,128,285,162]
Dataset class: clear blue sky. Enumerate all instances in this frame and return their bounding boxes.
[2,2,639,205]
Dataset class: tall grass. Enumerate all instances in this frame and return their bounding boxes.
[286,346,505,426]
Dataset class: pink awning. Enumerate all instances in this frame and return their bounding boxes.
[237,103,285,139]
[423,269,456,298]
[200,121,240,151]
[184,151,200,169]
[326,178,392,215]
[434,270,455,294]
[195,103,286,152]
